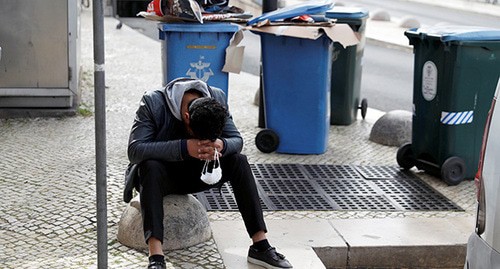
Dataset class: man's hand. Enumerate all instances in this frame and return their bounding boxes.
[187,139,224,160]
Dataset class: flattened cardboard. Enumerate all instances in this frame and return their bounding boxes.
[140,13,359,74]
[137,11,198,23]
[247,23,359,48]
[223,23,359,73]
[222,30,245,74]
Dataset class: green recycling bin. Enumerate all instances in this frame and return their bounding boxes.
[325,7,369,125]
[397,25,500,185]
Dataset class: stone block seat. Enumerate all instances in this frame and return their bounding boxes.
[117,194,212,251]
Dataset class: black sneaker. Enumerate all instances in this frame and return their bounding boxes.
[247,246,293,269]
[147,260,166,269]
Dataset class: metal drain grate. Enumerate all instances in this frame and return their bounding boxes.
[303,164,361,179]
[355,165,416,179]
[372,179,435,195]
[388,194,461,211]
[195,164,462,212]
[316,179,378,195]
[205,194,238,211]
[195,183,270,211]
[329,194,398,211]
[258,179,320,195]
[268,195,336,211]
[251,163,307,179]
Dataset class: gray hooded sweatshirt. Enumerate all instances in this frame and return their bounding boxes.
[127,77,243,164]
[165,78,212,121]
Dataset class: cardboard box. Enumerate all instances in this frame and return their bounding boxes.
[223,22,359,73]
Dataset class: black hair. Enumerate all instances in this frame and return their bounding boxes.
[188,97,228,140]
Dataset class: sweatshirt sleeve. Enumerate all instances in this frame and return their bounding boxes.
[127,92,186,164]
[212,89,243,156]
[219,112,243,156]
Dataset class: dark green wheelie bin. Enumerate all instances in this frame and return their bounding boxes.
[325,7,369,125]
[397,25,500,185]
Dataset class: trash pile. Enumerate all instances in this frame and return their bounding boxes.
[243,0,361,47]
[246,0,335,27]
[137,0,252,23]
[137,0,338,25]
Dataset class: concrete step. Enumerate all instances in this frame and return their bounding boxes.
[211,217,474,268]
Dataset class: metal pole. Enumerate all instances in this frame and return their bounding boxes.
[258,0,278,128]
[92,0,108,268]
[263,0,278,13]
[112,0,118,18]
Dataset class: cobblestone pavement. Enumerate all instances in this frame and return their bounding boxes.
[0,8,475,269]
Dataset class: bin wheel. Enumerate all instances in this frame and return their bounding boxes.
[441,156,466,186]
[396,143,415,170]
[359,98,368,119]
[255,129,279,153]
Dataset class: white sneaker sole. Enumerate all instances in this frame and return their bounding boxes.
[247,256,292,269]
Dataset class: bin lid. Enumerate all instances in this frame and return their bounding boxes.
[158,22,240,33]
[405,25,500,42]
[246,0,333,25]
[325,7,369,19]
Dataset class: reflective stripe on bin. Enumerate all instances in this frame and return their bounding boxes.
[441,111,474,125]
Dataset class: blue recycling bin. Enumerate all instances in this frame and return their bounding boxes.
[255,32,333,154]
[158,23,239,96]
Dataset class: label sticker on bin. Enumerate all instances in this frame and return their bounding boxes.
[422,61,438,101]
[441,110,474,125]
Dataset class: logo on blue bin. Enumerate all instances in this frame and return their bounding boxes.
[186,56,214,82]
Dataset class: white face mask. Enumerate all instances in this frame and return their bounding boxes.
[200,148,222,185]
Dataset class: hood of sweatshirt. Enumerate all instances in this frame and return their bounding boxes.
[164,78,212,121]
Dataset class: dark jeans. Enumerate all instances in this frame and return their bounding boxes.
[138,153,267,244]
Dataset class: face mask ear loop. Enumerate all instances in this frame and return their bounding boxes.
[202,159,209,175]
[213,148,220,169]
[213,148,224,195]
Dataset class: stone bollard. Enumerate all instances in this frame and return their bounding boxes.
[369,110,412,147]
[371,9,391,21]
[117,194,212,251]
[398,16,421,29]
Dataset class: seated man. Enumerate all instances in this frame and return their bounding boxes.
[125,77,292,269]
